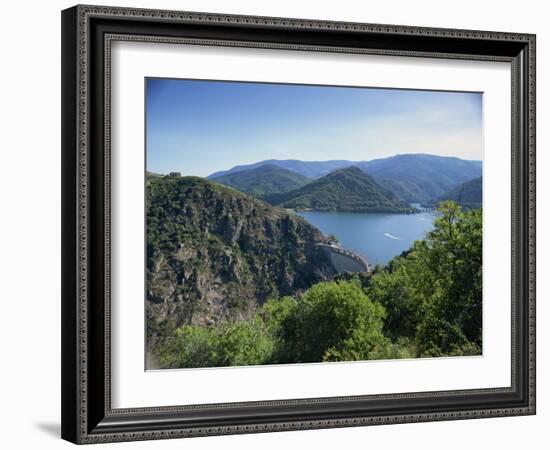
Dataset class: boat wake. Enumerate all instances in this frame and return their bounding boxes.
[384,233,404,240]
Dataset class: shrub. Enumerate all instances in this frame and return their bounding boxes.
[157,317,275,368]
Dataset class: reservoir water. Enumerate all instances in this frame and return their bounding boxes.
[298,210,435,266]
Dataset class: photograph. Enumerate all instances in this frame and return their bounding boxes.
[145,78,484,370]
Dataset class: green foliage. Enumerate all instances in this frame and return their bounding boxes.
[366,258,420,340]
[328,233,339,243]
[266,167,415,213]
[274,281,389,363]
[261,295,297,331]
[212,163,311,198]
[154,281,391,368]
[157,317,275,368]
[366,200,482,357]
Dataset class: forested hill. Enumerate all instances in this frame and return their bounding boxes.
[211,163,311,198]
[430,176,482,209]
[146,175,334,345]
[265,166,414,213]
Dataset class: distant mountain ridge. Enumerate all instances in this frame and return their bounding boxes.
[356,154,481,202]
[211,164,311,198]
[207,154,482,203]
[208,159,355,180]
[266,166,414,213]
[429,176,482,209]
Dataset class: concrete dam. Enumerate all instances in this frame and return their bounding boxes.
[316,243,372,273]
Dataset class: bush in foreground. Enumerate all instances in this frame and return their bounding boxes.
[156,280,390,368]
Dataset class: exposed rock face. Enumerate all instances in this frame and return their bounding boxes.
[146,175,334,347]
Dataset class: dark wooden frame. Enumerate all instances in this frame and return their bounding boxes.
[61,4,536,444]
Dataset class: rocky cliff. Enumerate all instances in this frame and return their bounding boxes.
[146,175,334,347]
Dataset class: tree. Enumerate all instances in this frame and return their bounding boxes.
[366,201,482,357]
[270,280,389,363]
[366,257,420,340]
[156,317,275,368]
[414,201,482,354]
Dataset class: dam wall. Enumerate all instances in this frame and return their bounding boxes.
[317,243,371,273]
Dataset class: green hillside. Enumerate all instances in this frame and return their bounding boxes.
[266,166,414,213]
[212,163,311,198]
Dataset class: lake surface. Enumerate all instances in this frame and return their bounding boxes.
[298,210,435,266]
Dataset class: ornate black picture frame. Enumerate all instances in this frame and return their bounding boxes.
[61,4,536,444]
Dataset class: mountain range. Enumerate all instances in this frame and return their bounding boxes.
[208,154,482,203]
[208,159,356,180]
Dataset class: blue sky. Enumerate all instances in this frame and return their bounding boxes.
[146,78,482,176]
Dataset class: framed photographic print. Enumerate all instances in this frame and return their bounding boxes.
[61,5,536,444]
